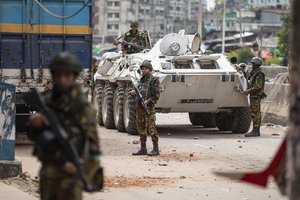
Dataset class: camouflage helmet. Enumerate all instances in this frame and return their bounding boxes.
[49,52,82,73]
[130,21,139,27]
[250,57,263,66]
[140,60,153,71]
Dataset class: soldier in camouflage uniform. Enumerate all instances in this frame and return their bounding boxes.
[113,21,147,54]
[131,60,160,156]
[244,57,266,137]
[28,52,101,200]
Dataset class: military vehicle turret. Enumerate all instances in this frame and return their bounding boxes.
[94,32,251,135]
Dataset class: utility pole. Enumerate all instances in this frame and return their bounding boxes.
[221,0,226,54]
[102,0,107,47]
[184,0,188,30]
[197,0,203,35]
[237,0,243,46]
[288,0,300,199]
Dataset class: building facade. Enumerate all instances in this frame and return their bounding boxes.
[93,0,138,43]
[247,0,289,8]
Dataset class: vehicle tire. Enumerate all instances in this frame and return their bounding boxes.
[95,83,104,126]
[189,113,216,128]
[113,86,126,132]
[231,107,251,133]
[216,112,233,131]
[101,83,115,129]
[201,113,216,128]
[16,104,31,133]
[188,113,202,126]
[123,88,138,135]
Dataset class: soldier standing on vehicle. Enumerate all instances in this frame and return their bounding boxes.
[131,60,160,156]
[113,21,148,54]
[244,57,266,137]
[28,52,101,200]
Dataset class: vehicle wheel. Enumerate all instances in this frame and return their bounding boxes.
[189,113,202,126]
[123,88,138,135]
[16,104,31,132]
[95,83,104,126]
[189,113,216,128]
[101,83,115,129]
[231,107,251,133]
[113,86,125,132]
[216,112,233,131]
[201,113,216,128]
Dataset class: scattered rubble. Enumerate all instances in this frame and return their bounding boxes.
[0,173,39,198]
[132,140,140,144]
[105,176,172,188]
[158,152,203,162]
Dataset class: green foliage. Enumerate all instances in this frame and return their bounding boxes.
[265,57,283,66]
[228,47,255,63]
[277,14,290,65]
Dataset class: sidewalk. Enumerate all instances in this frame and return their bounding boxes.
[0,182,37,200]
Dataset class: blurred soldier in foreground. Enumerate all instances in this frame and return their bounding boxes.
[131,60,160,156]
[113,21,149,54]
[244,57,266,137]
[28,52,101,200]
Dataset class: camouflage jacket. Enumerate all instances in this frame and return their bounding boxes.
[248,68,266,99]
[137,73,160,107]
[122,30,146,54]
[32,84,100,175]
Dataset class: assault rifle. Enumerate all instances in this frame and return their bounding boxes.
[113,35,145,51]
[121,40,145,51]
[25,88,97,192]
[130,78,150,114]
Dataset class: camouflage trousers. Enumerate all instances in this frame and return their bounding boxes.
[250,97,262,128]
[40,165,82,200]
[136,106,159,144]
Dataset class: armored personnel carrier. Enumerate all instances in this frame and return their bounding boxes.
[94,32,251,135]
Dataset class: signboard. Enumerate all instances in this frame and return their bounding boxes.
[0,82,16,160]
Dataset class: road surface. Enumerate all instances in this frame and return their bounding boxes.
[1,113,288,200]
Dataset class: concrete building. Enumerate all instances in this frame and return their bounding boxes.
[259,9,289,33]
[93,0,209,44]
[138,0,167,38]
[187,0,207,21]
[247,0,289,8]
[93,0,138,43]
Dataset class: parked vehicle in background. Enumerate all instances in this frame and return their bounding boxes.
[0,0,93,139]
[94,32,251,135]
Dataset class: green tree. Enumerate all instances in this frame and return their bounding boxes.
[277,14,290,66]
[228,47,255,63]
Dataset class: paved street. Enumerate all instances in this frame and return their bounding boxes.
[1,113,288,200]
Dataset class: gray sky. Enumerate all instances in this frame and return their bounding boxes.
[206,0,216,10]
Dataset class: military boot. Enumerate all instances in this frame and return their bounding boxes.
[245,127,260,137]
[132,143,148,156]
[148,143,160,156]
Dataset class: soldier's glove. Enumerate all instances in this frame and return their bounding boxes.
[29,113,49,130]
